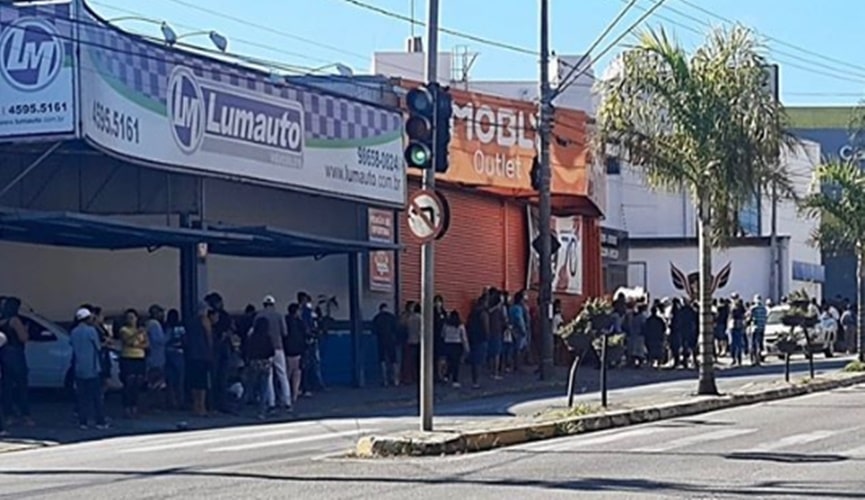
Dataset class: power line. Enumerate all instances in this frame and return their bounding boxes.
[339,0,536,56]
[555,0,640,97]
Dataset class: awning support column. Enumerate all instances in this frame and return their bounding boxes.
[180,214,208,325]
[348,251,365,388]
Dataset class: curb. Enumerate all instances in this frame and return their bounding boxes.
[355,372,865,457]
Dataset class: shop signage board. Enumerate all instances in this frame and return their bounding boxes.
[76,4,406,207]
[0,1,76,140]
[367,207,394,292]
[526,206,583,295]
[407,189,447,242]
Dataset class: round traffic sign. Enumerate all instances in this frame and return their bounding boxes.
[407,190,446,242]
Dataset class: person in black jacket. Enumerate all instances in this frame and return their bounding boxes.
[245,317,274,420]
[372,303,399,387]
[284,304,306,405]
[644,306,667,369]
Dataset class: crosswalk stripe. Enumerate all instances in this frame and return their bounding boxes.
[632,428,757,453]
[207,429,369,452]
[748,430,837,453]
[121,427,314,453]
[520,426,670,453]
[839,444,865,458]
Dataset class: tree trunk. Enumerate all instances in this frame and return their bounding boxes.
[697,200,719,395]
[858,248,865,363]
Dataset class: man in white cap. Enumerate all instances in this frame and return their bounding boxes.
[70,307,109,429]
[255,295,292,412]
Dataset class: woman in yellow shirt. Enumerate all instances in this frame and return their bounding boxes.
[118,309,149,418]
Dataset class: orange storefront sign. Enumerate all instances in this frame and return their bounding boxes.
[398,80,604,214]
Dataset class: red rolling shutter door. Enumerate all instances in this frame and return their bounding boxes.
[399,182,527,318]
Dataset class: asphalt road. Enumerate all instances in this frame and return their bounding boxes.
[0,357,857,499]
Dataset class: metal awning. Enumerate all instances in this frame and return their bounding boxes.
[208,225,401,258]
[0,210,400,258]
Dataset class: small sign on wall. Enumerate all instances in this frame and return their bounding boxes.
[368,208,394,292]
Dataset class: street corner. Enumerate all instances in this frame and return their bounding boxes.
[355,430,465,458]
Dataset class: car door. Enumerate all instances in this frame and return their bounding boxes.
[22,315,72,389]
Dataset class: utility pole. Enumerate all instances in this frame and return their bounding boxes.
[766,64,780,304]
[419,0,439,432]
[538,0,555,380]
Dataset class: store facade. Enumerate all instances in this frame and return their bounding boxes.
[395,81,606,321]
[0,0,405,385]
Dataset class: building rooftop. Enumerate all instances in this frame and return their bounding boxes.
[786,106,859,129]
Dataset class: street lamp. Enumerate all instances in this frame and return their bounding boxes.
[309,62,354,77]
[107,17,228,52]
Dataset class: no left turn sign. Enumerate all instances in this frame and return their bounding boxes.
[407,189,447,242]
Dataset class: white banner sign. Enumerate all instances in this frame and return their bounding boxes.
[77,5,405,206]
[0,1,76,139]
[526,206,583,296]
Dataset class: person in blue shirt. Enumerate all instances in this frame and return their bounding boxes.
[70,308,108,430]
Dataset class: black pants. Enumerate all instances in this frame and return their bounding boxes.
[120,358,146,409]
[75,377,106,426]
[445,343,464,383]
[1,346,29,417]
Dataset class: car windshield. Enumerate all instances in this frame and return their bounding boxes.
[766,310,786,325]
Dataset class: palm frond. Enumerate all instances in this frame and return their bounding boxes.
[800,160,865,254]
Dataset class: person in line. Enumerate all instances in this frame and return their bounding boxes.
[70,308,109,430]
[509,291,530,372]
[187,303,214,417]
[372,303,399,387]
[486,289,505,380]
[284,303,306,405]
[467,291,489,389]
[748,295,768,366]
[669,299,685,368]
[730,299,747,366]
[0,328,7,436]
[145,305,168,408]
[398,301,416,384]
[500,291,514,373]
[118,309,149,419]
[643,306,667,369]
[245,316,275,420]
[256,295,292,412]
[0,297,31,426]
[841,304,857,354]
[164,309,186,410]
[442,310,470,388]
[628,303,648,368]
[205,293,235,414]
[433,295,448,383]
[298,292,326,395]
[404,302,422,385]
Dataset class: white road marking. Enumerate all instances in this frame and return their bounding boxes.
[632,428,757,453]
[839,444,865,458]
[747,430,839,453]
[520,426,671,453]
[208,429,370,452]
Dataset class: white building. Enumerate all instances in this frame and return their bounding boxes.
[604,139,823,302]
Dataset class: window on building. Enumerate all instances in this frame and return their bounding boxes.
[605,156,621,175]
[738,194,761,236]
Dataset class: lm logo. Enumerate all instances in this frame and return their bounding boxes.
[0,17,63,92]
[167,67,205,154]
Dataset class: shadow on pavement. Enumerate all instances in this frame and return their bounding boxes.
[0,468,863,499]
[0,356,850,448]
[725,451,848,464]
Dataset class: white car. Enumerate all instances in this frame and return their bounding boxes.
[763,305,836,358]
[14,309,121,390]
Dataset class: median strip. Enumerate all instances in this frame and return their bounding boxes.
[355,371,865,458]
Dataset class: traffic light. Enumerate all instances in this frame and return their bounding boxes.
[530,156,541,191]
[433,86,452,173]
[404,85,435,169]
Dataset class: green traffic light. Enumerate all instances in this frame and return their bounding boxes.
[405,142,432,168]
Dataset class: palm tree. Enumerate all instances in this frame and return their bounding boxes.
[595,26,793,394]
[802,161,865,362]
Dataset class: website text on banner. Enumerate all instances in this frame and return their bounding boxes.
[76,5,405,207]
[0,1,76,139]
[526,206,583,296]
[367,207,395,293]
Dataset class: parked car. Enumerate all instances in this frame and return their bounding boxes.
[764,305,836,358]
[13,308,121,391]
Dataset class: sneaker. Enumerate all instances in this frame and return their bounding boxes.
[452,382,461,388]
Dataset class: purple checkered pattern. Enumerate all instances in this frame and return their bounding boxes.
[0,1,75,60]
[78,7,400,141]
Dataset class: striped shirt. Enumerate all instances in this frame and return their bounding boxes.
[749,304,768,329]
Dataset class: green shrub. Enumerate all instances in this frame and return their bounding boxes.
[843,360,865,372]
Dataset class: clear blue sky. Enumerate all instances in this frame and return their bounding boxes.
[86,0,865,106]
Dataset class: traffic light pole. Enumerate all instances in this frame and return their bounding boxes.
[420,0,439,432]
[538,0,555,380]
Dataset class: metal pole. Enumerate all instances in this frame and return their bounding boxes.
[419,0,439,432]
[769,182,778,303]
[538,0,555,380]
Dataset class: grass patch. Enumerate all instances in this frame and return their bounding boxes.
[843,359,865,372]
[538,403,599,420]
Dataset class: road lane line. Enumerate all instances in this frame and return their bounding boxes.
[208,429,371,452]
[632,428,757,453]
[747,430,838,453]
[839,444,865,458]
